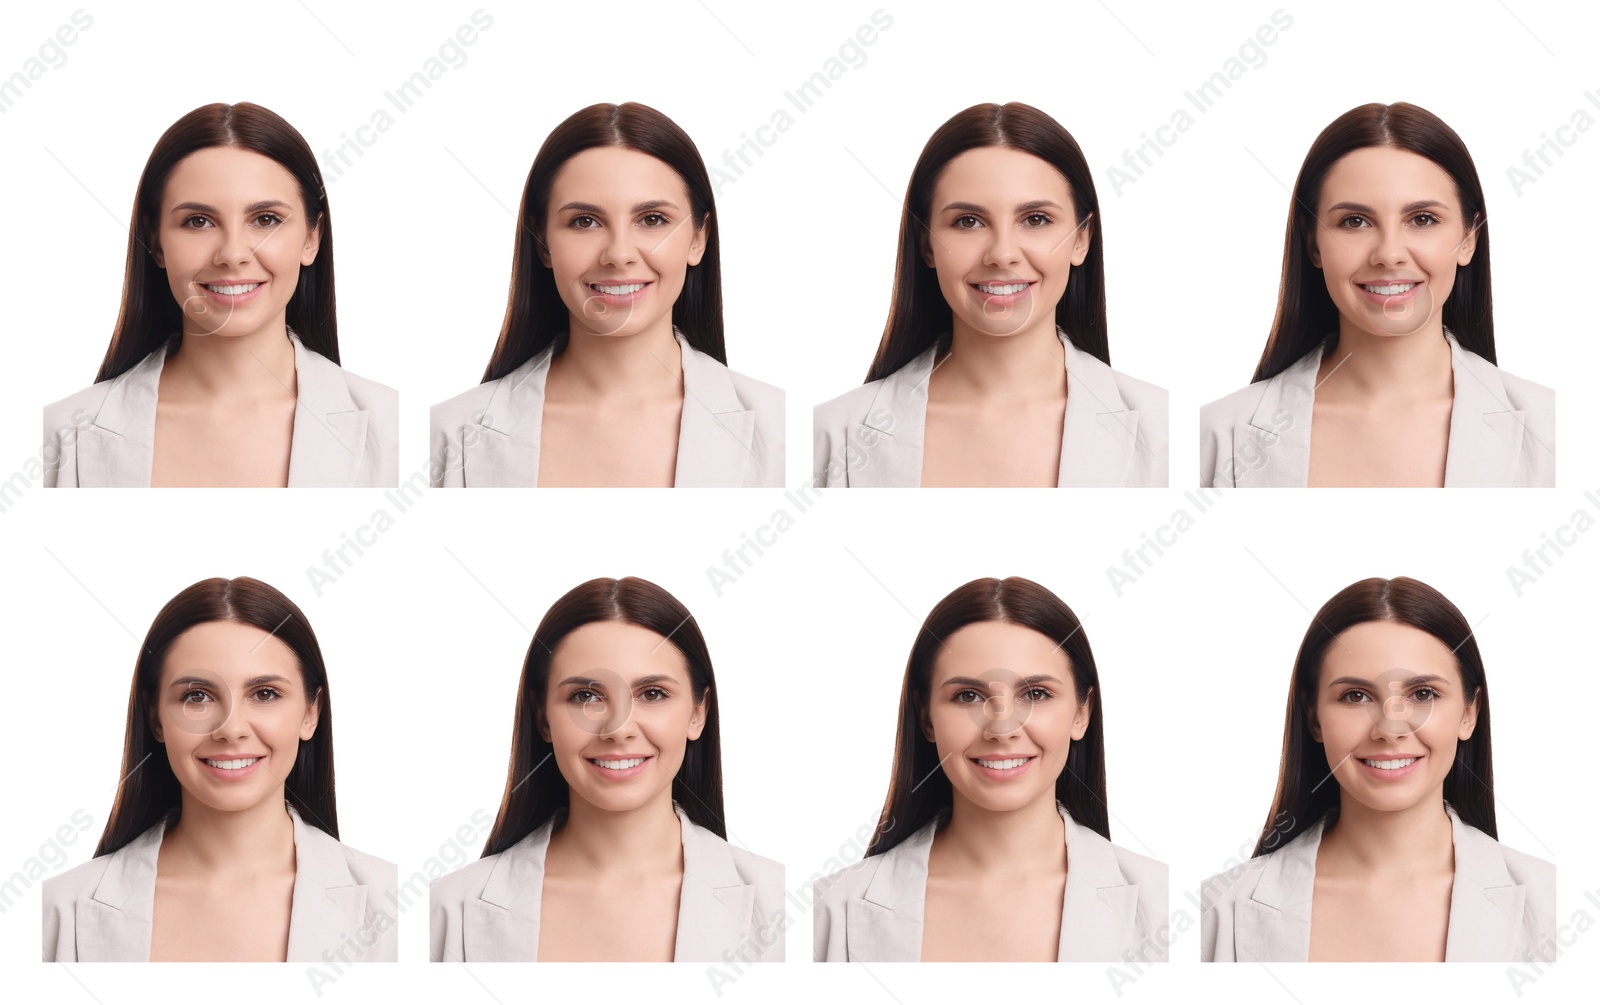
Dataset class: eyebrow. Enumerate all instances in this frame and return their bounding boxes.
[169,200,293,216]
[168,673,294,689]
[940,199,1065,215]
[556,673,678,688]
[1325,200,1449,215]
[556,199,680,215]
[940,673,1065,689]
[1326,673,1450,689]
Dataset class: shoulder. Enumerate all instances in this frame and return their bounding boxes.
[1484,362,1554,413]
[431,377,503,427]
[430,848,506,908]
[331,364,398,415]
[726,841,785,891]
[721,365,785,415]
[814,378,890,433]
[44,379,117,430]
[1497,840,1555,888]
[1103,838,1168,890]
[813,847,887,911]
[1200,378,1274,430]
[42,852,116,906]
[1199,846,1278,914]
[332,837,398,890]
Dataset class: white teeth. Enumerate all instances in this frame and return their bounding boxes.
[976,757,1030,769]
[1361,282,1415,295]
[204,757,259,770]
[592,282,645,295]
[1362,757,1417,770]
[205,283,260,295]
[591,757,646,769]
[976,282,1028,295]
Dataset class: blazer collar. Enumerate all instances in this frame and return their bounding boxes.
[1239,332,1525,487]
[464,801,756,962]
[847,802,1141,961]
[1233,805,1525,962]
[75,332,371,487]
[77,804,367,962]
[848,329,1142,487]
[461,329,755,487]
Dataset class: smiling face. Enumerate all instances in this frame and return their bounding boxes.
[150,620,320,814]
[151,146,321,340]
[920,146,1091,342]
[1308,145,1478,339]
[1309,619,1479,816]
[538,620,707,814]
[920,620,1090,814]
[539,146,707,341]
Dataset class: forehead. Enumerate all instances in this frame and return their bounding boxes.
[931,620,1073,683]
[1318,619,1463,686]
[932,146,1074,209]
[548,146,690,207]
[550,620,690,683]
[160,620,301,684]
[1318,145,1461,211]
[162,146,305,212]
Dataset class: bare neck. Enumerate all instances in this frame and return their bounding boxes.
[550,318,684,401]
[161,795,297,876]
[160,324,298,402]
[934,317,1067,399]
[1318,795,1454,876]
[1319,323,1452,402]
[931,789,1065,873]
[548,792,684,876]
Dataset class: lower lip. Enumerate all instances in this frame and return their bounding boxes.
[1357,756,1423,780]
[971,756,1035,780]
[199,282,266,307]
[200,756,264,781]
[588,282,651,306]
[1357,281,1420,307]
[586,756,652,780]
[970,282,1034,306]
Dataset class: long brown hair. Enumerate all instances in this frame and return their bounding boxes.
[97,102,339,382]
[480,103,725,382]
[866,102,1109,383]
[1252,102,1493,383]
[481,577,725,856]
[95,577,338,856]
[1253,576,1495,856]
[866,577,1108,857]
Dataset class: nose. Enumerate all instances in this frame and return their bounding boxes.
[209,700,252,742]
[981,692,1023,738]
[1369,221,1409,269]
[597,698,639,740]
[211,221,257,271]
[982,222,1022,269]
[600,223,640,269]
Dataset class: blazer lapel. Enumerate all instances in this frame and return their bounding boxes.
[1058,335,1142,487]
[1443,806,1525,960]
[674,333,755,487]
[461,346,553,487]
[1235,347,1319,488]
[76,345,168,487]
[671,804,756,961]
[1442,335,1528,487]
[1231,816,1320,962]
[461,818,551,961]
[846,346,935,487]
[285,334,370,487]
[284,806,369,962]
[1056,805,1139,961]
[844,818,935,960]
[76,816,169,961]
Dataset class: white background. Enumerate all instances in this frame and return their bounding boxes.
[0,0,1595,1002]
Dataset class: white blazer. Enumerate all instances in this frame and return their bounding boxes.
[813,802,1168,962]
[812,329,1168,487]
[1199,333,1555,487]
[429,802,786,962]
[42,332,399,487]
[1200,806,1555,962]
[42,805,399,962]
[430,330,784,487]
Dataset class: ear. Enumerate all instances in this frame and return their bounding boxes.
[148,700,164,744]
[1070,686,1093,741]
[534,700,552,744]
[1306,226,1322,270]
[1456,214,1480,267]
[1458,686,1481,741]
[299,688,322,741]
[917,224,936,270]
[150,225,165,270]
[300,214,322,267]
[686,214,708,268]
[686,689,708,741]
[1305,700,1323,744]
[1069,214,1094,268]
[917,697,935,744]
